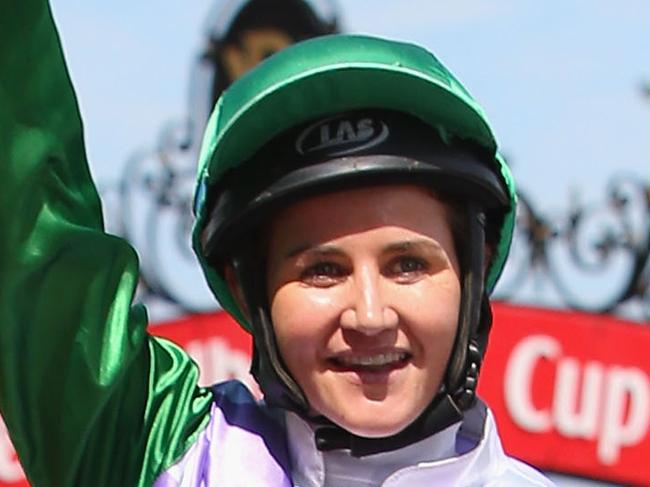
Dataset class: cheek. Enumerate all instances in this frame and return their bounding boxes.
[270,284,344,364]
[394,272,461,343]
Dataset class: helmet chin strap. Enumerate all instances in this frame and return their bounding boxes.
[447,204,487,410]
[230,203,489,456]
[231,253,309,412]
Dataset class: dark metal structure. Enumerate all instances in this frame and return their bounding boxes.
[103,0,650,321]
[496,176,649,318]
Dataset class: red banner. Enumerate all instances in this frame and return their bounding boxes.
[479,303,650,486]
[0,417,24,487]
[1,303,649,485]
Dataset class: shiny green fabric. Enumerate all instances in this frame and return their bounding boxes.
[0,2,213,485]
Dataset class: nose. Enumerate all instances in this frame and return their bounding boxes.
[340,264,399,335]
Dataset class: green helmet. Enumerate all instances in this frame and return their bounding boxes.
[192,34,516,454]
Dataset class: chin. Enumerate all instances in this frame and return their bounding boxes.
[307,372,436,438]
[343,422,408,439]
[324,400,420,438]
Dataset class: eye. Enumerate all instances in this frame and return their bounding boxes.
[301,261,347,287]
[386,256,429,282]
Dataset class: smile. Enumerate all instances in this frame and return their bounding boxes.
[329,351,411,370]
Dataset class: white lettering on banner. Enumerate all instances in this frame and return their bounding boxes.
[504,334,650,465]
[0,416,24,482]
[553,358,602,438]
[504,335,557,432]
[599,367,650,464]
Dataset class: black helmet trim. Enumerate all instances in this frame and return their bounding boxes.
[202,109,509,264]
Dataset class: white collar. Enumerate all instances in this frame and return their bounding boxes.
[285,412,461,487]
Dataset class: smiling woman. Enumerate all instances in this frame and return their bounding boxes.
[266,186,461,439]
[0,1,554,486]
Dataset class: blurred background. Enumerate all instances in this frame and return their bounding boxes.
[2,1,649,486]
[48,0,650,320]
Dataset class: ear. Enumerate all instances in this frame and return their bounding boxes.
[224,262,252,322]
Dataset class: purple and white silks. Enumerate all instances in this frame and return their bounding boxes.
[153,381,292,487]
[151,381,554,486]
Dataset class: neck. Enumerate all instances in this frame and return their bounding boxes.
[286,410,468,487]
[310,393,464,456]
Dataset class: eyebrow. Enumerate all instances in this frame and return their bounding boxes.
[383,239,444,254]
[284,243,344,260]
[284,239,443,260]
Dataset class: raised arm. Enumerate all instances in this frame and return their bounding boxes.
[0,2,213,485]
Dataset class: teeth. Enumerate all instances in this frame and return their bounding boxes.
[337,352,407,367]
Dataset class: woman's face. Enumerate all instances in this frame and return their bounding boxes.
[266,185,461,437]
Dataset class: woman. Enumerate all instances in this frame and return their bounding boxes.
[0,1,553,485]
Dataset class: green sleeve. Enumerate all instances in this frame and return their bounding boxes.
[0,2,214,486]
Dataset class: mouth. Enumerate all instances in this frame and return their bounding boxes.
[328,351,411,373]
